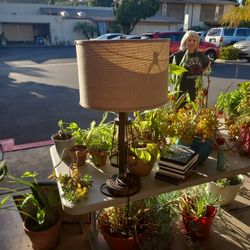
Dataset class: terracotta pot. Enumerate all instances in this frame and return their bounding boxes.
[24,218,61,250]
[89,150,108,166]
[69,145,88,166]
[182,206,217,240]
[51,133,76,160]
[206,182,242,206]
[101,227,144,250]
[128,156,156,177]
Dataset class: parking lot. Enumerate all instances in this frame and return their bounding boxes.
[0,46,249,145]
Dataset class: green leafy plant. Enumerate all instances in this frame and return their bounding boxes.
[98,192,181,249]
[179,185,220,218]
[65,122,88,145]
[0,162,60,231]
[220,46,239,60]
[217,82,250,142]
[215,175,244,188]
[85,112,114,153]
[52,163,92,204]
[55,119,74,140]
[129,143,159,164]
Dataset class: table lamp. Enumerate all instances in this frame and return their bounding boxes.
[75,39,169,197]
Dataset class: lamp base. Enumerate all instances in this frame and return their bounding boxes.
[105,173,140,197]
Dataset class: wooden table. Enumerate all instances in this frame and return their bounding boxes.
[50,145,250,249]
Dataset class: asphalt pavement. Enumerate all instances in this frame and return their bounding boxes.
[1,46,250,146]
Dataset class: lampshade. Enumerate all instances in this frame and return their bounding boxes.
[75,40,169,112]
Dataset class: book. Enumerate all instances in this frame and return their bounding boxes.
[155,172,183,185]
[157,165,195,179]
[159,158,198,175]
[160,144,198,170]
[158,153,199,172]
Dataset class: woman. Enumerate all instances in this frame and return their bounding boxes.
[170,30,210,101]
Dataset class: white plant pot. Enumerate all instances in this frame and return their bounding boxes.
[206,182,242,206]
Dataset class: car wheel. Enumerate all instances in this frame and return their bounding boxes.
[205,50,216,62]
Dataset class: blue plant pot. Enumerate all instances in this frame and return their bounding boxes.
[190,139,213,165]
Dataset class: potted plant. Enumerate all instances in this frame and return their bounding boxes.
[178,185,220,240]
[206,174,244,206]
[51,119,76,160]
[217,81,250,158]
[52,163,92,204]
[98,193,180,250]
[98,200,150,250]
[127,142,159,177]
[85,112,114,167]
[0,161,61,250]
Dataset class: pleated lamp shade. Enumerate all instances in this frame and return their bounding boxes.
[75,40,169,112]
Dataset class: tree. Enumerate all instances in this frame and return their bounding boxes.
[113,0,160,34]
[220,0,250,27]
[73,21,98,39]
[88,0,113,7]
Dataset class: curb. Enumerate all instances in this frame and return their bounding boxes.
[215,59,248,64]
[0,138,53,152]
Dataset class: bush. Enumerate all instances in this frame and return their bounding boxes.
[220,46,239,60]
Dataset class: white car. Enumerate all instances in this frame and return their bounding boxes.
[92,33,124,40]
[233,36,250,62]
[205,27,250,47]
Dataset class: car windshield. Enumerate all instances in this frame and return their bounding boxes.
[207,29,221,36]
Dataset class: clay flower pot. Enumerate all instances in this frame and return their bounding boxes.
[69,145,88,166]
[101,226,144,250]
[89,149,108,167]
[24,218,61,250]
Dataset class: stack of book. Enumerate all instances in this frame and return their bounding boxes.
[155,144,199,184]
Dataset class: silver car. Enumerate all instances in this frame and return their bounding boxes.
[92,33,124,40]
[233,36,250,62]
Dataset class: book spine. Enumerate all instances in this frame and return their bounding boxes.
[157,169,186,179]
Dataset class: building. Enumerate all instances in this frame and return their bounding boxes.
[0,0,238,46]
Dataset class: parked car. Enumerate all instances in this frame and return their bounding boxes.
[233,36,250,62]
[205,27,250,47]
[142,31,220,61]
[112,34,142,40]
[197,31,207,42]
[92,33,124,40]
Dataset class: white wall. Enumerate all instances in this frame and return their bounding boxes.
[133,22,179,34]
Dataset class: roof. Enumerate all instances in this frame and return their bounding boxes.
[40,6,181,23]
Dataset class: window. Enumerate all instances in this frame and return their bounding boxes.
[167,4,185,21]
[207,28,221,37]
[224,28,235,36]
[235,28,250,36]
[200,5,216,21]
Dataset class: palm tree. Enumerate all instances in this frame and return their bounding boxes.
[220,0,250,27]
[73,21,98,39]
